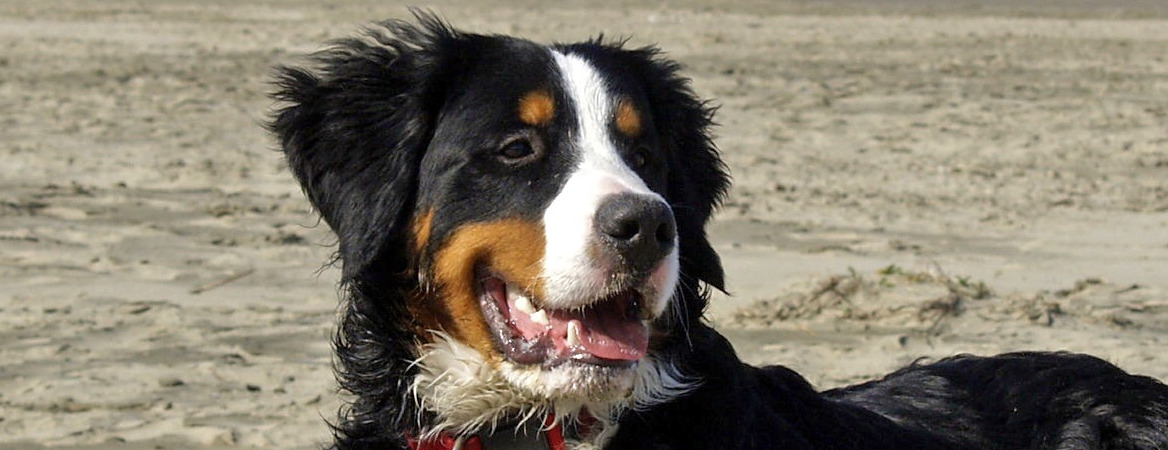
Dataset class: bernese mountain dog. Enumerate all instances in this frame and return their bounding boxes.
[270,14,1168,450]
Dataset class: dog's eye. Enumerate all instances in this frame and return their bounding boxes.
[496,137,540,165]
[629,145,651,169]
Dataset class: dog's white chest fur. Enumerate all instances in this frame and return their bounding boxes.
[409,333,698,449]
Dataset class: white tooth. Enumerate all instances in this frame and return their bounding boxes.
[566,321,582,347]
[511,289,536,314]
[530,309,550,326]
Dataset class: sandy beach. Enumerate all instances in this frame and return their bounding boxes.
[2,1,1167,448]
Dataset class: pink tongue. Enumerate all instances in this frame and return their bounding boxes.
[497,280,648,362]
[554,293,648,361]
[576,313,648,361]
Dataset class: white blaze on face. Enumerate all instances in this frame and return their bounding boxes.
[540,50,679,316]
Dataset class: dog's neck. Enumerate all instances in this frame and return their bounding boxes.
[407,332,698,449]
[407,411,591,450]
[406,333,618,448]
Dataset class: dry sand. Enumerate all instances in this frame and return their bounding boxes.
[2,1,1167,448]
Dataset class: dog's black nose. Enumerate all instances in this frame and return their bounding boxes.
[595,193,676,272]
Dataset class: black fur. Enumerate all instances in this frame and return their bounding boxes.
[271,15,458,448]
[270,15,1168,450]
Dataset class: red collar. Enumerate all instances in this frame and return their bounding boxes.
[407,412,592,450]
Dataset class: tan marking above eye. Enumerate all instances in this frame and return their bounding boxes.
[518,90,555,127]
[615,98,642,138]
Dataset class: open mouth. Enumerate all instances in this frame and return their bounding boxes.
[478,271,650,367]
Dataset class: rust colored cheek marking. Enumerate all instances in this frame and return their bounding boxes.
[421,219,547,360]
[615,98,642,138]
[412,209,435,255]
[518,89,556,127]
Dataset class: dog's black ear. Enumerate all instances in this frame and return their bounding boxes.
[616,47,730,295]
[270,14,463,281]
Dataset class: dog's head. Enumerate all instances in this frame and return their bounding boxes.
[271,14,727,431]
